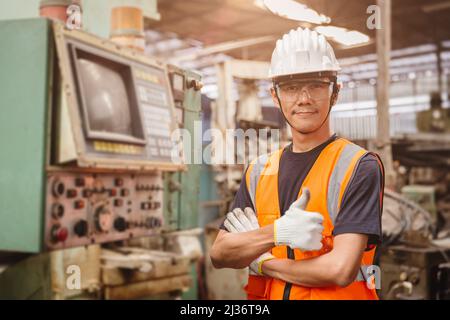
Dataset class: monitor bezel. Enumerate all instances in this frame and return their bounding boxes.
[69,42,147,146]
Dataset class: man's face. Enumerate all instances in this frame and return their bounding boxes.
[271,78,337,134]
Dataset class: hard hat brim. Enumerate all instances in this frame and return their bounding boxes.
[271,70,338,84]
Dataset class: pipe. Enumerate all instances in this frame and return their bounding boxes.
[110,6,145,52]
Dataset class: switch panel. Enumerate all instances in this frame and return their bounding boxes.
[44,172,164,250]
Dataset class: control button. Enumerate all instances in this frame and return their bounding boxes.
[74,200,85,209]
[73,220,88,237]
[82,189,92,198]
[51,225,68,243]
[51,203,64,219]
[141,202,150,210]
[145,217,161,228]
[67,189,77,198]
[114,217,127,232]
[145,217,154,228]
[109,189,117,197]
[75,177,85,187]
[114,199,123,207]
[121,188,130,197]
[52,180,65,197]
[114,178,124,187]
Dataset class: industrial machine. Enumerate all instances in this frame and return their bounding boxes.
[380,189,450,300]
[380,244,450,300]
[0,18,203,253]
[0,18,202,299]
[416,92,450,133]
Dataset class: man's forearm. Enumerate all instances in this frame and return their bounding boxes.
[261,255,339,287]
[210,225,274,269]
[261,234,367,288]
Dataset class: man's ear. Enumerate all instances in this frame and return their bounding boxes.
[270,87,280,108]
[330,83,341,107]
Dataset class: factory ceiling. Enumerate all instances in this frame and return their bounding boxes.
[144,0,450,62]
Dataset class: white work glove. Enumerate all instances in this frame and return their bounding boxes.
[224,207,275,275]
[224,207,258,233]
[274,188,324,251]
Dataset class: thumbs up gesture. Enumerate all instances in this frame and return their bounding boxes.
[274,188,324,251]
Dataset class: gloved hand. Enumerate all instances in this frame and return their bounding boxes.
[274,188,324,251]
[249,252,275,275]
[224,207,258,233]
[224,207,275,275]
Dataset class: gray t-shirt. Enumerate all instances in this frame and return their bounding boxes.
[220,134,384,247]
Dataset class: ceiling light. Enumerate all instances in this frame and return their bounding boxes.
[315,26,370,47]
[256,0,331,24]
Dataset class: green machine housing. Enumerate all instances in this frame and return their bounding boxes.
[0,18,202,254]
[164,65,202,231]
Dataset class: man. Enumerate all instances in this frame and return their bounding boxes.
[210,27,385,300]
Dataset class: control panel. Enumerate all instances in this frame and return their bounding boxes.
[45,172,163,250]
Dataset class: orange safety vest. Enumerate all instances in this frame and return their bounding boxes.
[243,137,384,300]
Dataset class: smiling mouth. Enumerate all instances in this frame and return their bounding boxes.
[292,110,317,116]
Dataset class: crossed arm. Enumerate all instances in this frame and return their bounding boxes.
[210,228,368,288]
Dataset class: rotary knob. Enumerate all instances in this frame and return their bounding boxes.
[73,219,88,237]
[52,179,65,197]
[51,203,64,219]
[114,217,127,232]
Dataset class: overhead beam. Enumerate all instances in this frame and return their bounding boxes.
[169,35,276,63]
[422,1,450,13]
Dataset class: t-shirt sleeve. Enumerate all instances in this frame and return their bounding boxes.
[332,153,384,248]
[219,166,255,231]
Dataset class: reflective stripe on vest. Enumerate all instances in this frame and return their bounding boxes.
[327,143,364,224]
[248,153,270,210]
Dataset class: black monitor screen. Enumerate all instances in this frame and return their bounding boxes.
[71,46,145,145]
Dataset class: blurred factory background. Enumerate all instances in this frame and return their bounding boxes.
[0,0,449,300]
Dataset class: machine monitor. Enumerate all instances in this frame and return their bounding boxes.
[54,24,183,170]
[73,49,145,145]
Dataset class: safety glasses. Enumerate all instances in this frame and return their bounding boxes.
[275,80,334,103]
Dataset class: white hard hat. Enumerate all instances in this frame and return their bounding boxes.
[269,27,340,79]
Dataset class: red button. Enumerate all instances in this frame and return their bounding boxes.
[52,226,68,242]
[74,200,85,209]
[57,228,68,242]
[109,189,117,197]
